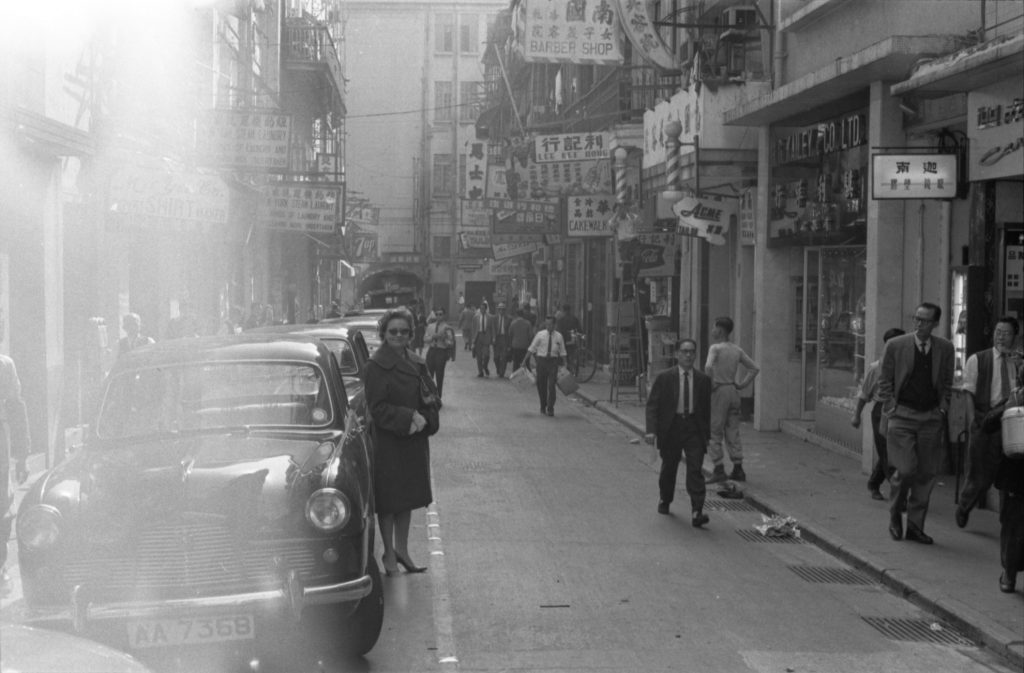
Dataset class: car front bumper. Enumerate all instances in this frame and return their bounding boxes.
[27,569,373,633]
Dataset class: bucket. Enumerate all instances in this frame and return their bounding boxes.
[1002,406,1024,458]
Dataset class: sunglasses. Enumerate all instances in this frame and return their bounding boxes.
[387,328,411,336]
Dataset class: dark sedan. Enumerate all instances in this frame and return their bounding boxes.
[14,335,383,667]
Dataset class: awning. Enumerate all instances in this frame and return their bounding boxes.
[724,35,961,127]
[890,32,1024,97]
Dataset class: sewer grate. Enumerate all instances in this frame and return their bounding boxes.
[735,528,806,544]
[788,565,874,585]
[704,499,758,512]
[861,617,975,647]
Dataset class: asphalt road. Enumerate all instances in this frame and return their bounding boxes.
[2,348,1018,673]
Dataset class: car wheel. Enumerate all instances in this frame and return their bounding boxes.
[303,559,384,660]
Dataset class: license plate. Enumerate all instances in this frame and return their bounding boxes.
[127,615,255,649]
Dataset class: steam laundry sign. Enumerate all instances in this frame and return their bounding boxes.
[195,110,291,170]
[672,194,736,246]
[258,183,341,234]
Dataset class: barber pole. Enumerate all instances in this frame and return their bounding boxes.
[664,120,682,190]
[614,146,629,205]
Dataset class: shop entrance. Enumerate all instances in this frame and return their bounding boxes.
[800,246,867,426]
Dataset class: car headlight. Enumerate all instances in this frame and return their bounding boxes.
[305,488,350,532]
[18,505,62,550]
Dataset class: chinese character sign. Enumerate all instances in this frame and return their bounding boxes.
[871,153,958,199]
[566,193,615,236]
[465,141,488,200]
[534,132,612,162]
[522,0,624,65]
[257,184,340,234]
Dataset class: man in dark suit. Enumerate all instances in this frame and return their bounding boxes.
[878,302,955,545]
[492,302,513,378]
[644,338,712,527]
[473,302,496,377]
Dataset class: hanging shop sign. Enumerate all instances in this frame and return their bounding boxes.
[465,140,488,200]
[871,153,958,199]
[534,132,612,163]
[520,0,623,65]
[492,239,542,260]
[567,193,616,236]
[499,135,614,198]
[486,197,560,236]
[672,193,736,246]
[195,110,291,171]
[257,183,341,234]
[968,80,1024,182]
[108,166,230,228]
[739,187,756,246]
[611,0,679,71]
[460,231,491,249]
[346,224,379,262]
[615,232,676,276]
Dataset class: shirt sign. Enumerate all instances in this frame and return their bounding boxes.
[871,153,958,199]
[534,132,611,163]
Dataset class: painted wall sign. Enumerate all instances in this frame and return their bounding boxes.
[567,193,615,236]
[109,166,230,227]
[534,132,612,163]
[968,80,1024,182]
[257,183,341,234]
[772,114,866,166]
[871,153,958,199]
[521,0,624,65]
[195,110,291,170]
[739,187,756,246]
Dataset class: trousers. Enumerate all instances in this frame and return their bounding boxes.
[659,415,707,512]
[886,405,944,531]
[708,384,742,465]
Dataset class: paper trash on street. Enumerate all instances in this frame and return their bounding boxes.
[754,514,801,538]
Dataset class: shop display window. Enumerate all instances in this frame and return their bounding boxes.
[812,246,866,413]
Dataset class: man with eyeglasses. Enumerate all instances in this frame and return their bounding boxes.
[877,302,955,545]
[645,338,712,527]
[955,316,1023,530]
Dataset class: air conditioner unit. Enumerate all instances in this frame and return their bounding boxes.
[723,6,756,28]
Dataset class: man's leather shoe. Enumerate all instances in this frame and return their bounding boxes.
[691,512,710,528]
[999,571,1016,593]
[904,526,933,545]
[955,507,969,529]
[657,502,670,515]
[889,515,903,541]
[546,408,554,416]
[870,489,885,501]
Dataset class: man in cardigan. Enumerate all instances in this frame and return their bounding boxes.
[956,316,1023,529]
[877,302,955,545]
[645,338,712,527]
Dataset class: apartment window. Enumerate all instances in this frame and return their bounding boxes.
[436,14,454,53]
[459,81,481,122]
[460,14,479,53]
[432,154,454,196]
[433,235,452,259]
[435,81,453,122]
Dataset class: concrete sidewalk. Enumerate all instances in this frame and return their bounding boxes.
[571,372,1024,670]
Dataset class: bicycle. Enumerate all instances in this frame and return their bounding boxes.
[568,332,598,383]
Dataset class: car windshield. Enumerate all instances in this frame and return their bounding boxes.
[97,361,332,438]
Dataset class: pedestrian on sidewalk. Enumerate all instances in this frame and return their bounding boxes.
[365,307,437,576]
[493,302,512,378]
[508,309,533,373]
[473,302,495,377]
[878,302,955,545]
[645,338,711,527]
[956,316,1023,529]
[1,351,30,594]
[994,428,1024,594]
[704,316,759,483]
[424,309,456,399]
[459,303,475,351]
[852,327,906,500]
[526,315,566,416]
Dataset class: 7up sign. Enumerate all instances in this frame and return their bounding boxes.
[671,193,737,246]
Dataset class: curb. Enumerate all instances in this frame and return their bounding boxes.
[573,390,1024,672]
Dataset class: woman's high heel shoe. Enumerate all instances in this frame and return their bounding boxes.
[394,551,427,573]
[381,553,399,577]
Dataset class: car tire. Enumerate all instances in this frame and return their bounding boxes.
[303,558,384,660]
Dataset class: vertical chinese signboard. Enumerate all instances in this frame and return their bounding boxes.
[465,140,488,200]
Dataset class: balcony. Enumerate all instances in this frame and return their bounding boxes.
[283,19,346,110]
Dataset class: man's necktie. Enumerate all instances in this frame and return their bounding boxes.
[1000,353,1012,402]
[683,371,690,415]
[547,331,553,356]
[919,342,927,356]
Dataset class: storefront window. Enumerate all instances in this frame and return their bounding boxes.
[815,246,866,412]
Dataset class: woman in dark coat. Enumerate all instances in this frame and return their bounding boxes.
[365,307,438,576]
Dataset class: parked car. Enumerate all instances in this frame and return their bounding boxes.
[1,622,156,673]
[14,335,383,666]
[319,314,384,355]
